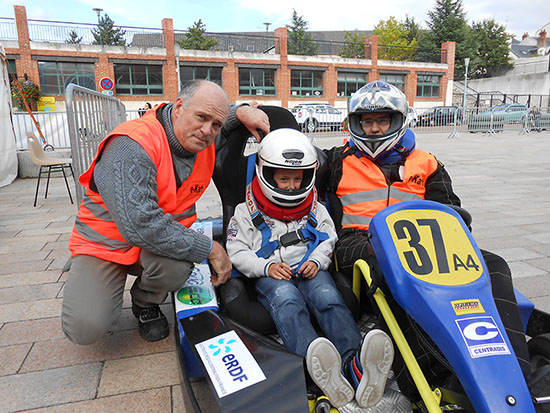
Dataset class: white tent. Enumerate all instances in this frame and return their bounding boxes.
[0,44,17,187]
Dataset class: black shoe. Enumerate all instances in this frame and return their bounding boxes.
[528,365,550,412]
[132,303,169,342]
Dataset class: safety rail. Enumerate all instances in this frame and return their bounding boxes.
[65,83,126,204]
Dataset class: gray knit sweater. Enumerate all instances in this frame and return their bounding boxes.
[93,103,240,264]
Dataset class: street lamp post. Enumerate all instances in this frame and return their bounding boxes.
[93,8,103,45]
[263,22,271,51]
[462,57,470,122]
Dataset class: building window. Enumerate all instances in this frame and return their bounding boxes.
[380,73,406,92]
[37,61,96,95]
[337,71,367,97]
[416,74,440,98]
[238,68,276,96]
[114,64,163,96]
[7,59,17,83]
[180,66,222,87]
[291,70,323,97]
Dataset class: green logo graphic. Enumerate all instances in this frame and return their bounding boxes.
[177,285,213,305]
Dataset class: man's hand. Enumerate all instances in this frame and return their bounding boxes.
[297,261,319,279]
[235,104,270,142]
[267,262,292,280]
[207,241,232,286]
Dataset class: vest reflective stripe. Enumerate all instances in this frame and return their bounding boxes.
[69,104,215,265]
[171,205,196,221]
[337,149,438,230]
[73,216,133,251]
[389,187,422,202]
[82,196,113,222]
[342,213,372,227]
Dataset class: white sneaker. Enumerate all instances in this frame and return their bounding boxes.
[355,330,394,408]
[306,337,354,408]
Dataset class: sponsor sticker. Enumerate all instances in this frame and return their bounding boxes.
[451,299,485,315]
[456,316,510,358]
[175,264,218,314]
[196,330,266,398]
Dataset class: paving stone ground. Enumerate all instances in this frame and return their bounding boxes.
[0,129,549,412]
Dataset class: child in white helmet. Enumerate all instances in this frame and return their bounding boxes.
[226,128,397,409]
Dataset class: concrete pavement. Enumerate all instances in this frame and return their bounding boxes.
[0,129,549,412]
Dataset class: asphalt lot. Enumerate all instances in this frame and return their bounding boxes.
[0,128,549,412]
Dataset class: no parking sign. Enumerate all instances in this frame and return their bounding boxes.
[99,77,114,95]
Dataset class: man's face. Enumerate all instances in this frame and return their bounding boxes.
[273,168,303,190]
[171,83,229,153]
[360,112,392,135]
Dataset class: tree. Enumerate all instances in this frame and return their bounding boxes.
[287,9,318,56]
[402,15,439,62]
[177,19,218,51]
[425,0,473,78]
[373,16,418,61]
[339,31,365,58]
[92,13,126,46]
[65,30,82,44]
[470,19,513,78]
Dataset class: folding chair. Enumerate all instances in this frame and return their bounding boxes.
[26,132,75,207]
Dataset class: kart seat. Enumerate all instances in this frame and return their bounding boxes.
[214,106,356,335]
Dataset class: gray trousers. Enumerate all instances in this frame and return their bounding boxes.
[61,249,194,345]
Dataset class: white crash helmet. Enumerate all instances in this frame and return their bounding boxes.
[256,128,318,207]
[348,81,410,160]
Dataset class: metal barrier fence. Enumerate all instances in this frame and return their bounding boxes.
[65,84,127,204]
[409,106,550,137]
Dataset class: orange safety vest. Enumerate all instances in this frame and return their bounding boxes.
[337,149,438,230]
[69,105,215,265]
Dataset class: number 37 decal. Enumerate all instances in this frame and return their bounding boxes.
[387,209,483,286]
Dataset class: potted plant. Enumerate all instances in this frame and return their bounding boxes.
[11,78,41,111]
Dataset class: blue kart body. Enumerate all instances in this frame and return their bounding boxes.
[369,200,534,412]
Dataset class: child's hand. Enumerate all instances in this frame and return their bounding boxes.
[268,262,292,280]
[298,261,319,279]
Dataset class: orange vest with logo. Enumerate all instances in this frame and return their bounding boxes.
[337,149,438,230]
[69,106,215,265]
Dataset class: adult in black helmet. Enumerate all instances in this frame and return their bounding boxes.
[323,80,542,399]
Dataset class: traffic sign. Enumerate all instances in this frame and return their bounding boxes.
[99,77,114,91]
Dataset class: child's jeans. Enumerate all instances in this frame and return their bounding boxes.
[255,269,361,357]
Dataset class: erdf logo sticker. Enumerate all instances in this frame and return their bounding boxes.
[456,316,510,358]
[196,331,266,398]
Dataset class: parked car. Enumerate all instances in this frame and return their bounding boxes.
[292,103,346,133]
[479,103,528,124]
[407,106,418,128]
[417,106,462,127]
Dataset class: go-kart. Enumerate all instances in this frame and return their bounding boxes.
[173,106,550,412]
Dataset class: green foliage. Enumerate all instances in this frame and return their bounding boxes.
[287,9,318,56]
[92,14,126,46]
[65,30,82,44]
[177,19,218,51]
[339,31,365,58]
[425,0,472,77]
[373,16,418,60]
[470,19,513,78]
[11,79,41,111]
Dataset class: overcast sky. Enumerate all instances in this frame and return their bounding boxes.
[1,0,548,40]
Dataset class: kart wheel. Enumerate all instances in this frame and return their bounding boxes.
[528,333,550,371]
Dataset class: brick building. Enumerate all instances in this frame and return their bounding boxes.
[2,5,455,112]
